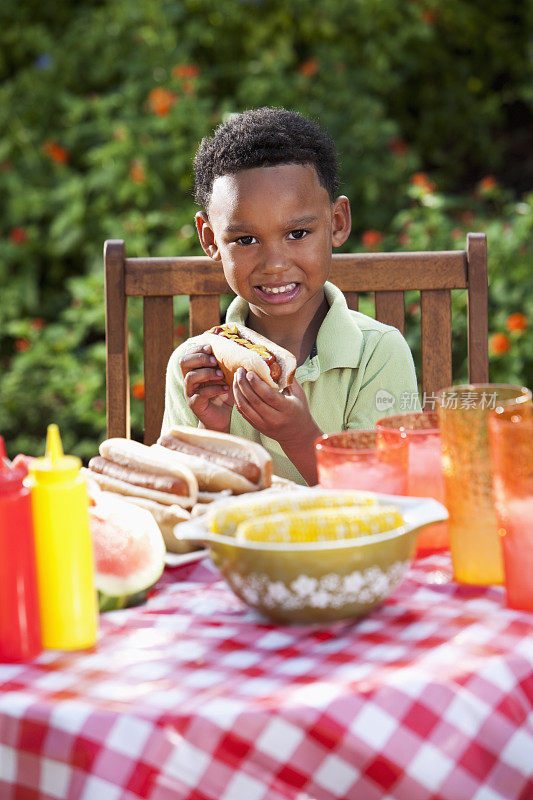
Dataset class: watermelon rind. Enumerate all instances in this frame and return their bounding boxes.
[89,494,166,602]
[98,589,149,612]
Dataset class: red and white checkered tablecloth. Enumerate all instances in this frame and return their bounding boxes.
[1,553,533,800]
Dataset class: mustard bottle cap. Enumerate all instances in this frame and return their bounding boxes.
[30,424,82,484]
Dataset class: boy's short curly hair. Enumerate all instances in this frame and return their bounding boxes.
[194,107,340,208]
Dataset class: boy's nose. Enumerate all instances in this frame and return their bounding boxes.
[261,244,288,273]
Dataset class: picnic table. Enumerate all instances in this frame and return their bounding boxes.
[1,552,533,800]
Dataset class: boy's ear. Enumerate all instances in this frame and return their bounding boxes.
[195,211,222,261]
[331,196,352,248]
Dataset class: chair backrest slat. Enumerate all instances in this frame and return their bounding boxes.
[329,251,467,290]
[189,295,222,337]
[420,289,453,399]
[374,291,406,334]
[466,233,489,384]
[105,235,488,443]
[143,296,175,445]
[126,257,225,296]
[105,240,130,440]
[343,292,359,312]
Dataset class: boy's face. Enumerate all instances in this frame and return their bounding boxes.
[195,163,351,326]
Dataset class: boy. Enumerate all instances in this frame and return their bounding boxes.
[162,107,418,485]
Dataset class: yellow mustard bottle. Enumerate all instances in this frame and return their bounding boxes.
[29,424,98,650]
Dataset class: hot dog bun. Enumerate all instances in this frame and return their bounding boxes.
[118,495,194,554]
[86,438,198,508]
[197,323,297,390]
[155,426,272,494]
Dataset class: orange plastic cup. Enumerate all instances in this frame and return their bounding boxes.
[376,412,448,555]
[436,384,531,585]
[488,402,533,611]
[315,430,408,494]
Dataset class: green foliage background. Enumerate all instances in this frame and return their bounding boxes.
[1,0,532,459]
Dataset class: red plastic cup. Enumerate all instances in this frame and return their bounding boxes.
[315,429,408,494]
[376,412,448,555]
[488,403,533,611]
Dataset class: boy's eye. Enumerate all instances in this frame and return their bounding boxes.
[236,235,257,246]
[288,229,308,240]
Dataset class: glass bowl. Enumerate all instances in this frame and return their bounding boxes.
[176,492,447,624]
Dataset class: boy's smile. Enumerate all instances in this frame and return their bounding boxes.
[196,163,351,345]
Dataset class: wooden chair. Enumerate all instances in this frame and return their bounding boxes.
[104,233,489,445]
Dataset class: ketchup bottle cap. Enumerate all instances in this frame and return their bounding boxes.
[0,435,25,494]
[29,425,81,484]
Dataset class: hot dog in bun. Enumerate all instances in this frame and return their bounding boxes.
[155,426,272,494]
[86,438,198,508]
[196,323,297,391]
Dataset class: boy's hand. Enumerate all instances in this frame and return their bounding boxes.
[180,345,233,432]
[233,368,322,485]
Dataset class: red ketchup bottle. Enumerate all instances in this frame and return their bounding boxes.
[0,437,42,662]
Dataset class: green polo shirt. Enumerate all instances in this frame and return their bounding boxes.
[162,282,419,484]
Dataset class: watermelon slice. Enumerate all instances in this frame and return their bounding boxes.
[89,493,166,611]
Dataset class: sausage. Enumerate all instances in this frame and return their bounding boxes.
[158,435,261,484]
[268,358,282,383]
[88,456,190,496]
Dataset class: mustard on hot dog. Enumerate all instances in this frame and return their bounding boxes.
[197,323,297,391]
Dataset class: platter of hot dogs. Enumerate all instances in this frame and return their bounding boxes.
[83,429,285,553]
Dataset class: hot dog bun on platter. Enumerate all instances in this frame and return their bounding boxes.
[196,323,297,391]
[156,426,272,495]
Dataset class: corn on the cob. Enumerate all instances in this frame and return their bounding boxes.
[208,490,376,537]
[235,505,404,543]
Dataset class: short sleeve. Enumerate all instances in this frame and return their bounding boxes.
[345,329,420,429]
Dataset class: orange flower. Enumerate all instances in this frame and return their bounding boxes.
[478,175,497,194]
[421,9,438,24]
[15,338,31,352]
[388,137,409,157]
[410,172,436,194]
[489,333,510,356]
[30,318,46,330]
[174,323,187,338]
[148,87,177,116]
[298,58,319,77]
[172,63,200,80]
[9,227,28,245]
[132,380,145,400]
[362,230,383,249]
[451,227,463,240]
[506,312,527,333]
[130,160,146,184]
[43,140,69,164]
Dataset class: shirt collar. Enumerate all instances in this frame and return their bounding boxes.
[225,281,364,374]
